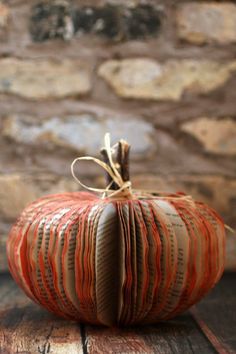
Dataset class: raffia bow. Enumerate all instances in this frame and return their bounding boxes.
[71,133,236,234]
[71,133,133,199]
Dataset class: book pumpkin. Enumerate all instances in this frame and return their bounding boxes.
[7,134,226,326]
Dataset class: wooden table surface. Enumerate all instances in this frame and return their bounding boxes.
[0,273,235,354]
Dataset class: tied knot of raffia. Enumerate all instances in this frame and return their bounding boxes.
[71,133,133,199]
[71,133,235,235]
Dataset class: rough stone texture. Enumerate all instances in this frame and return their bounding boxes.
[0,58,91,99]
[0,174,78,220]
[226,231,236,271]
[2,114,154,156]
[98,59,236,101]
[30,2,161,42]
[132,174,236,218]
[30,0,74,41]
[0,1,9,41]
[0,2,9,28]
[1,116,235,184]
[181,117,236,155]
[0,228,8,272]
[2,118,234,178]
[3,173,235,223]
[176,3,236,45]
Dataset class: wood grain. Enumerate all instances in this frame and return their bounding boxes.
[0,273,236,354]
[0,275,83,354]
[191,273,236,354]
[85,314,214,354]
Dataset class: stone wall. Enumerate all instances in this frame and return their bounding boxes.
[0,0,236,272]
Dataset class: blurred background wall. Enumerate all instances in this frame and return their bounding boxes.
[0,0,236,272]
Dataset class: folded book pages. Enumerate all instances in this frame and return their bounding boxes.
[7,134,226,326]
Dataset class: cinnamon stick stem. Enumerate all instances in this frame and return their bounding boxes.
[100,139,130,190]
